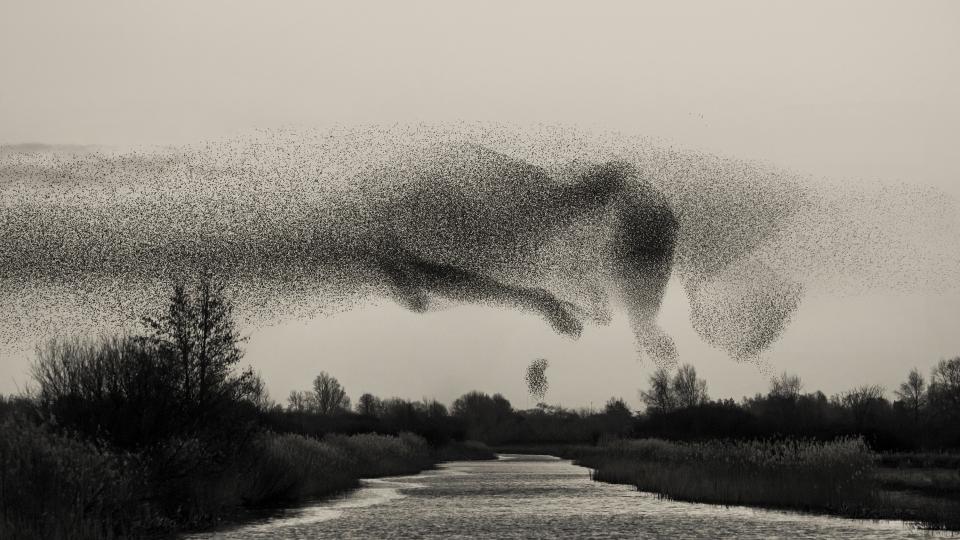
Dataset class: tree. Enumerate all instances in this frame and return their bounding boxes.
[30,279,259,449]
[143,276,250,411]
[287,390,313,413]
[929,357,960,416]
[311,372,350,414]
[838,384,887,429]
[640,366,675,413]
[894,368,927,420]
[452,391,515,442]
[769,372,803,400]
[419,399,448,419]
[356,393,384,416]
[672,364,709,408]
[604,397,632,417]
[246,371,272,411]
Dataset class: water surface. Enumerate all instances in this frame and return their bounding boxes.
[189,454,952,539]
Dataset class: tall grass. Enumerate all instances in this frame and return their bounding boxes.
[240,432,433,505]
[0,417,439,538]
[0,417,168,540]
[578,437,877,514]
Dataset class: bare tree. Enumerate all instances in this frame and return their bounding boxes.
[672,364,709,408]
[312,372,350,414]
[287,390,313,413]
[838,384,887,428]
[640,366,675,413]
[769,371,803,400]
[929,356,960,415]
[246,371,272,411]
[894,368,927,420]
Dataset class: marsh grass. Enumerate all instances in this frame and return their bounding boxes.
[498,439,960,531]
[0,418,441,539]
[578,438,877,513]
[0,418,167,539]
[241,432,434,506]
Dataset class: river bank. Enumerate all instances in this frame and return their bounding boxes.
[187,454,941,539]
[0,414,495,540]
[179,436,496,537]
[494,440,960,532]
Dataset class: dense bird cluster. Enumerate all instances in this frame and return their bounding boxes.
[525,358,550,402]
[1,125,957,365]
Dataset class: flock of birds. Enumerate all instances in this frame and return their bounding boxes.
[0,124,957,367]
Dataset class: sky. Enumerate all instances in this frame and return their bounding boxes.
[1,1,959,408]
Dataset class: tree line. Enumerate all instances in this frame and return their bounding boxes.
[251,358,960,452]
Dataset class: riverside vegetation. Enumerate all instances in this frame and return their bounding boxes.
[492,364,960,531]
[494,437,960,531]
[1,277,959,536]
[0,279,494,539]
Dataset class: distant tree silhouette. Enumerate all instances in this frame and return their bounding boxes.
[894,368,927,420]
[672,364,709,408]
[420,399,449,419]
[287,390,312,412]
[604,397,632,417]
[312,372,350,414]
[929,357,960,411]
[837,384,887,431]
[928,357,960,445]
[769,372,803,400]
[452,391,515,442]
[356,393,384,416]
[640,366,675,413]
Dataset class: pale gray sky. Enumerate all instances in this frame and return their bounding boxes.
[2,1,959,407]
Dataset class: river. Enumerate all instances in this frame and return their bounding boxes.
[187,454,951,539]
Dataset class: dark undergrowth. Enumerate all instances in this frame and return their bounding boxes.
[0,414,494,539]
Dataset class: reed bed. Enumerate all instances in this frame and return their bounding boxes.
[0,418,440,539]
[578,438,877,514]
[0,418,164,539]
